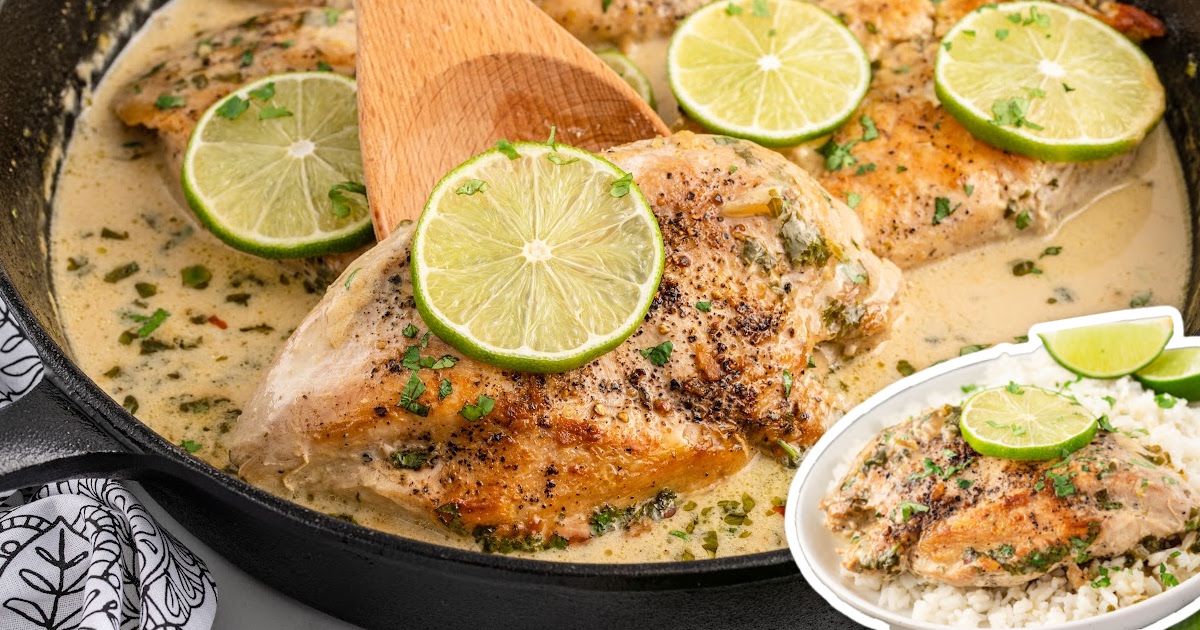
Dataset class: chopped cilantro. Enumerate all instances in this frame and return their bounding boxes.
[329,181,367,218]
[249,82,275,101]
[932,197,960,225]
[258,104,293,120]
[217,96,249,120]
[496,139,520,159]
[641,341,673,366]
[181,265,211,289]
[455,179,489,195]
[398,373,430,417]
[459,394,495,422]
[155,94,185,110]
[991,97,1043,131]
[610,172,634,198]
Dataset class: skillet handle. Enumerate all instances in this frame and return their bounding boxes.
[0,376,146,492]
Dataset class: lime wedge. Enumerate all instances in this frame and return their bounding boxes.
[596,48,656,109]
[411,141,664,373]
[934,1,1164,162]
[960,385,1097,461]
[1039,317,1173,379]
[182,72,371,258]
[1136,348,1200,401]
[667,0,871,147]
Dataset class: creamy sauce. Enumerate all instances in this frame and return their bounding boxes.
[50,0,1191,562]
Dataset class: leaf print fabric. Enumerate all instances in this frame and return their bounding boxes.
[0,297,218,629]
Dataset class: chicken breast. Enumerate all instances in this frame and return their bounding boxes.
[112,0,1163,272]
[112,6,356,177]
[822,404,1199,588]
[530,0,705,45]
[802,0,1163,268]
[229,132,902,546]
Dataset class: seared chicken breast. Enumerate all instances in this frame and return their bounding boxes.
[113,7,356,177]
[229,132,901,545]
[113,0,1163,271]
[822,404,1199,588]
[803,0,1162,268]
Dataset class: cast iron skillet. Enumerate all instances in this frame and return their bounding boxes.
[0,1,1198,629]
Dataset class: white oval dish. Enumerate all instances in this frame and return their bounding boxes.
[785,306,1200,630]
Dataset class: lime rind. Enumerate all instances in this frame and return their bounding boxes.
[596,48,657,109]
[960,385,1098,461]
[1135,347,1200,400]
[667,0,872,147]
[411,142,664,374]
[934,1,1164,162]
[182,72,373,259]
[1039,317,1173,379]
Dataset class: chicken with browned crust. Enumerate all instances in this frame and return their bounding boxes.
[228,132,901,546]
[823,403,1198,587]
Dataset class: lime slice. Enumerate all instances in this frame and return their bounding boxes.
[934,1,1165,162]
[411,141,664,373]
[960,385,1097,461]
[667,0,871,147]
[1135,348,1200,401]
[182,72,372,258]
[596,48,656,109]
[1039,317,1173,379]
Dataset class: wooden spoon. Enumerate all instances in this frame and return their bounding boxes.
[357,0,671,240]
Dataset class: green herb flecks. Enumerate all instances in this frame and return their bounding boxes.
[777,439,801,467]
[895,501,929,523]
[459,394,495,422]
[932,197,960,225]
[155,94,185,110]
[329,181,367,218]
[641,341,673,367]
[103,262,140,284]
[135,282,158,298]
[181,265,212,289]
[217,96,249,120]
[1130,291,1153,308]
[390,449,432,470]
[496,139,520,159]
[249,81,276,101]
[610,172,634,198]
[398,373,430,417]
[1012,260,1043,277]
[258,105,294,120]
[125,308,170,338]
[455,179,489,195]
[991,97,1044,131]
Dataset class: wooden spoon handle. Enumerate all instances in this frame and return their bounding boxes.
[357,0,669,239]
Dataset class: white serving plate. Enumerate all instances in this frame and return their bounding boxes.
[785,306,1200,630]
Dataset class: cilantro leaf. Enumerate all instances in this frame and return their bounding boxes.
[459,394,495,422]
[641,341,673,366]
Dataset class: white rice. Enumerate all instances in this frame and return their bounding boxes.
[837,352,1200,628]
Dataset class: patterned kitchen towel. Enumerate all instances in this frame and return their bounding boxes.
[0,298,218,630]
[0,296,42,407]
